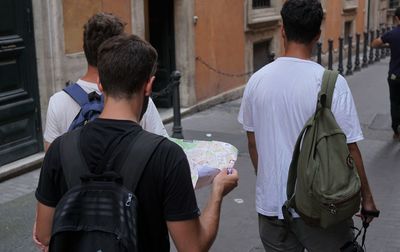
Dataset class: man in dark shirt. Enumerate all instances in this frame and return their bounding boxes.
[34,34,239,251]
[372,7,400,140]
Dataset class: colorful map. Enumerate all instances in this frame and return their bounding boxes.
[168,138,238,189]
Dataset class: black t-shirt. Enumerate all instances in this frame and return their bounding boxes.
[382,26,400,76]
[36,118,200,251]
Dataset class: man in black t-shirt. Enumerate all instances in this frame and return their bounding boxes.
[372,7,400,140]
[34,34,239,252]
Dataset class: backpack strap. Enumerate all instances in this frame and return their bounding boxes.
[118,130,165,192]
[63,83,90,107]
[319,70,339,109]
[59,128,89,188]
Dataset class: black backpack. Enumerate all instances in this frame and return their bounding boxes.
[49,128,165,252]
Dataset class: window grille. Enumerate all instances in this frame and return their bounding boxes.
[390,0,399,8]
[252,0,271,9]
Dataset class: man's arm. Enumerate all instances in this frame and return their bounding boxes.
[34,202,55,247]
[371,37,389,48]
[246,131,258,174]
[167,168,239,252]
[348,143,378,223]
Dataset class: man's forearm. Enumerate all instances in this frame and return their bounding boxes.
[249,145,258,174]
[348,143,373,200]
[197,191,223,251]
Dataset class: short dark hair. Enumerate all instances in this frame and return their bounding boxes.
[395,7,400,19]
[83,13,125,67]
[97,34,158,99]
[281,0,323,44]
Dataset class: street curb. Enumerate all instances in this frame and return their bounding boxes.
[0,84,246,182]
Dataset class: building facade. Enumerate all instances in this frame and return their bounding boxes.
[0,0,399,166]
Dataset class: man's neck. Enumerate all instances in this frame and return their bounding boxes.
[80,65,98,84]
[99,96,141,123]
[284,42,314,60]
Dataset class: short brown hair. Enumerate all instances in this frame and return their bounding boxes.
[97,34,158,99]
[83,13,125,67]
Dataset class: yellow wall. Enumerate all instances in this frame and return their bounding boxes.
[195,0,245,102]
[63,0,132,54]
[323,0,366,51]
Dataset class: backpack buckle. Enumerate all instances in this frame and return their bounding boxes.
[329,204,337,215]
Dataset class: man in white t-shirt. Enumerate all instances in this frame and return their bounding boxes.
[238,1,378,251]
[43,13,167,151]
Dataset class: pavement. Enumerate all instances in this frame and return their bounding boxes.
[1,58,400,251]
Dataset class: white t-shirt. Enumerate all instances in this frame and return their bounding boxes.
[238,57,363,219]
[44,79,168,143]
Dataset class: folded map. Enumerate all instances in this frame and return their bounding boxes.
[168,138,238,189]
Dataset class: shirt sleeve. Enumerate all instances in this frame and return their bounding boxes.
[238,82,255,132]
[35,137,64,207]
[331,76,364,143]
[43,96,62,144]
[381,30,393,44]
[140,98,169,137]
[162,143,200,221]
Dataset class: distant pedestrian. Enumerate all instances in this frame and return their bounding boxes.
[238,0,378,251]
[372,7,400,140]
[34,34,239,252]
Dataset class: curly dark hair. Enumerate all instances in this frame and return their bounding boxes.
[83,13,125,67]
[281,0,323,44]
[97,34,158,99]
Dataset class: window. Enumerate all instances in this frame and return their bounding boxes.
[344,21,353,45]
[252,0,271,9]
[253,40,271,72]
[390,0,399,9]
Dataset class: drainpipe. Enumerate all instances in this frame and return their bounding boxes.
[367,0,371,31]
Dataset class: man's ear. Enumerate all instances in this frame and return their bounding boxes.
[144,76,155,96]
[97,77,104,93]
[281,26,286,40]
[313,30,321,43]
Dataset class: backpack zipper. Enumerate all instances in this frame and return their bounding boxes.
[125,193,133,207]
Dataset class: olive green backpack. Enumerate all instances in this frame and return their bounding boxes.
[282,70,361,229]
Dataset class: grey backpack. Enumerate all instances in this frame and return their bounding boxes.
[282,70,361,228]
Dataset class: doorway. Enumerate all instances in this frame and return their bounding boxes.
[0,0,43,165]
[147,0,176,108]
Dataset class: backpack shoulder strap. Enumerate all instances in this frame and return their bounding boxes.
[119,130,166,191]
[319,70,339,109]
[63,83,89,107]
[59,128,90,188]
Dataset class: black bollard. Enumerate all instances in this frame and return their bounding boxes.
[362,31,369,68]
[328,39,333,70]
[375,29,380,62]
[171,71,184,139]
[354,33,361,71]
[368,30,374,64]
[317,42,322,65]
[338,37,344,75]
[268,52,275,63]
[346,35,353,76]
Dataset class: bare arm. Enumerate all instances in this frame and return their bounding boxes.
[348,143,378,223]
[44,141,51,152]
[371,37,388,48]
[34,202,55,247]
[167,168,239,252]
[246,131,258,174]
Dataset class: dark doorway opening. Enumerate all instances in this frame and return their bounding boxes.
[148,0,176,108]
[0,0,43,165]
